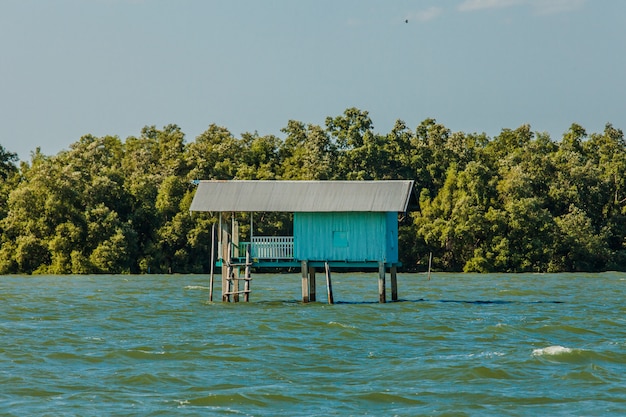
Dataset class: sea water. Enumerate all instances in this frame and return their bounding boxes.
[1,272,626,416]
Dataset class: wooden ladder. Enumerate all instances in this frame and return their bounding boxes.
[224,245,252,302]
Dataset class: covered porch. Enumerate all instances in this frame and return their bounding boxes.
[224,236,299,268]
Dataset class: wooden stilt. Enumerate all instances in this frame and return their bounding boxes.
[244,244,251,302]
[232,216,240,302]
[221,214,230,302]
[232,269,240,302]
[428,252,433,281]
[309,266,317,302]
[209,223,215,302]
[225,241,233,302]
[391,264,398,301]
[378,261,386,303]
[325,262,334,305]
[301,260,310,303]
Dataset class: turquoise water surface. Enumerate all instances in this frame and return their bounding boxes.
[2,272,626,416]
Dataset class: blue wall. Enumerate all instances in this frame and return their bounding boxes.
[293,212,398,263]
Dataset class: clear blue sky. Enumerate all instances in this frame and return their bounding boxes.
[1,0,624,160]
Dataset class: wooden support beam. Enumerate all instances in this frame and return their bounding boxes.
[209,222,215,302]
[325,262,334,305]
[232,216,240,302]
[301,260,310,303]
[391,264,398,301]
[428,251,433,281]
[308,266,317,302]
[244,244,251,302]
[226,263,233,303]
[378,261,386,303]
[221,215,230,302]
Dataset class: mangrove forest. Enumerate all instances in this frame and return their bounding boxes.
[1,108,625,274]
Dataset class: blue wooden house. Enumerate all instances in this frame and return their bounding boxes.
[190,180,414,303]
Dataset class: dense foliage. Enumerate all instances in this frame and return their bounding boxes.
[1,108,625,274]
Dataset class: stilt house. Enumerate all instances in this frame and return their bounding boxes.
[190,180,414,303]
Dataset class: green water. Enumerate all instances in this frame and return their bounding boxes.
[2,272,626,416]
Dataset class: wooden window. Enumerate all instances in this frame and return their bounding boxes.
[333,231,348,248]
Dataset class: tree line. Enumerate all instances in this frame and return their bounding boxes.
[1,108,625,274]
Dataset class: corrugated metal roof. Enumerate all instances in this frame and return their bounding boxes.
[190,180,414,212]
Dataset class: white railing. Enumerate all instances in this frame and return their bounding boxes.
[242,236,294,259]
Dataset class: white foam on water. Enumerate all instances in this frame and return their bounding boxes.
[84,336,104,342]
[137,349,165,355]
[470,351,505,359]
[328,321,356,329]
[184,285,208,290]
[532,345,573,356]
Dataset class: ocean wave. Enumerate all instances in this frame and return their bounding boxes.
[532,345,573,356]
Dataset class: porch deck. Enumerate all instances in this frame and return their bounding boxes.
[216,236,297,268]
[216,236,399,269]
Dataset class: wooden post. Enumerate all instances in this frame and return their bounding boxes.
[244,244,251,302]
[225,240,233,302]
[378,261,386,303]
[325,262,334,305]
[301,260,310,303]
[391,264,398,301]
[428,252,433,281]
[209,222,215,302]
[221,214,230,302]
[309,266,317,302]
[232,215,240,302]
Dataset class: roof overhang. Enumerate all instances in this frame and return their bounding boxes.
[190,180,414,213]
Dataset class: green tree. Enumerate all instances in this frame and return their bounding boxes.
[280,120,337,180]
[122,125,191,272]
[551,205,610,271]
[0,144,18,181]
[48,222,83,274]
[488,198,556,272]
[237,132,282,180]
[410,119,455,196]
[0,144,19,229]
[0,134,140,274]
[413,161,496,272]
[326,108,386,179]
[186,124,242,181]
[583,124,626,267]
[0,152,57,273]
[382,120,415,180]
